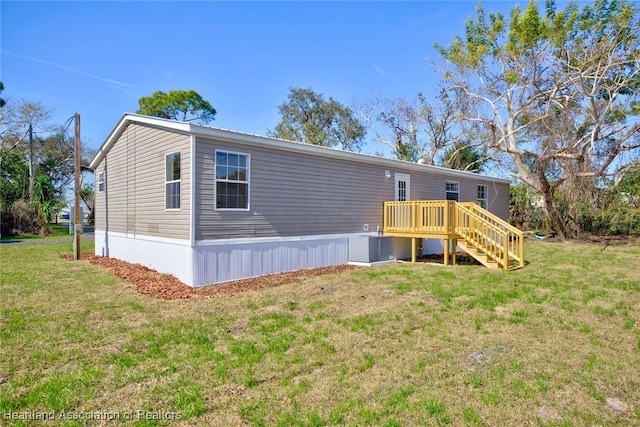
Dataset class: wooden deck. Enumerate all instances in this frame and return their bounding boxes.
[383,201,525,270]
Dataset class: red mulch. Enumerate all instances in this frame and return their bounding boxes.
[63,254,356,300]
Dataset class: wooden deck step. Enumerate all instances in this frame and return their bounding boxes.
[456,241,501,270]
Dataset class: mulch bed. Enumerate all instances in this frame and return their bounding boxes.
[63,254,356,300]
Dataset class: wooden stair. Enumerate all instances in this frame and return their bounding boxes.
[456,240,501,270]
[383,200,525,271]
[454,203,524,271]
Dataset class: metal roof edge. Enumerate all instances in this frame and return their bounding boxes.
[187,122,510,184]
[90,114,511,184]
[89,113,192,169]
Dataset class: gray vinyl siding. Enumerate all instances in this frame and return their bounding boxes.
[194,136,509,240]
[94,123,190,240]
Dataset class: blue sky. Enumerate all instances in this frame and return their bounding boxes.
[1,1,511,154]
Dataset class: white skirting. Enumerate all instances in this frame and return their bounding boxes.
[94,231,194,285]
[95,231,355,287]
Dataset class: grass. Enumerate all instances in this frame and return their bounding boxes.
[1,239,640,426]
[1,223,74,241]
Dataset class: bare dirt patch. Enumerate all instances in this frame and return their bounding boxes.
[63,254,356,300]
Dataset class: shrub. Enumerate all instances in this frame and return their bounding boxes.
[10,199,39,235]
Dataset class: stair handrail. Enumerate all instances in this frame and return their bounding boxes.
[455,203,524,270]
[458,202,522,237]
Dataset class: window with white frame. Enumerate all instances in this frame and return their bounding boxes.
[97,172,105,193]
[215,150,249,210]
[165,152,181,210]
[445,181,459,201]
[397,180,407,201]
[477,184,488,209]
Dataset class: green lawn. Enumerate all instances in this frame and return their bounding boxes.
[1,224,72,241]
[1,239,639,426]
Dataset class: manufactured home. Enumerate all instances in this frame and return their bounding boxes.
[90,114,523,287]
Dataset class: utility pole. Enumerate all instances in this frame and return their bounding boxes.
[73,113,81,260]
[28,123,34,202]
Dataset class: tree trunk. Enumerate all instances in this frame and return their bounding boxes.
[541,187,569,240]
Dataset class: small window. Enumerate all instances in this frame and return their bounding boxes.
[445,181,459,201]
[215,150,249,210]
[97,172,105,193]
[165,152,181,210]
[397,180,407,202]
[395,173,410,202]
[477,185,488,209]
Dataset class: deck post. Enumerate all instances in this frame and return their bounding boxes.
[452,238,457,266]
[444,201,450,234]
[411,238,416,263]
[503,232,509,271]
[443,239,449,266]
[519,234,525,268]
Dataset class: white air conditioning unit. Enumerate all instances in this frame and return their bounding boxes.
[348,236,394,263]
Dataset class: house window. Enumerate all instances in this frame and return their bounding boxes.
[398,181,407,201]
[215,150,249,210]
[445,181,459,201]
[395,173,410,202]
[97,172,105,193]
[165,152,181,210]
[477,185,488,209]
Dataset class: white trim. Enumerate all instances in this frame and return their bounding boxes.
[189,135,196,247]
[477,184,488,209]
[105,230,190,246]
[165,151,181,211]
[97,172,105,193]
[348,260,398,267]
[394,173,411,201]
[445,181,460,202]
[214,149,251,211]
[90,114,510,184]
[90,115,191,169]
[194,232,376,247]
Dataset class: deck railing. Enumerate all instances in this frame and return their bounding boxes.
[383,200,525,270]
[383,200,457,235]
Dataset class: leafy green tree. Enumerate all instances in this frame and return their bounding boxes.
[270,87,366,151]
[394,142,421,162]
[437,0,640,239]
[80,184,95,224]
[0,148,29,208]
[137,90,216,123]
[438,141,487,173]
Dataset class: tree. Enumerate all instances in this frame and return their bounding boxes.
[270,87,366,151]
[136,90,216,123]
[80,184,95,224]
[0,99,54,149]
[355,89,469,164]
[0,99,92,235]
[438,140,487,173]
[437,0,640,239]
[0,148,29,208]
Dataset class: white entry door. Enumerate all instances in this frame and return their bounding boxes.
[395,173,410,201]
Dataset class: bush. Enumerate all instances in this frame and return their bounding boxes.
[509,183,550,232]
[0,203,13,237]
[9,199,39,235]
